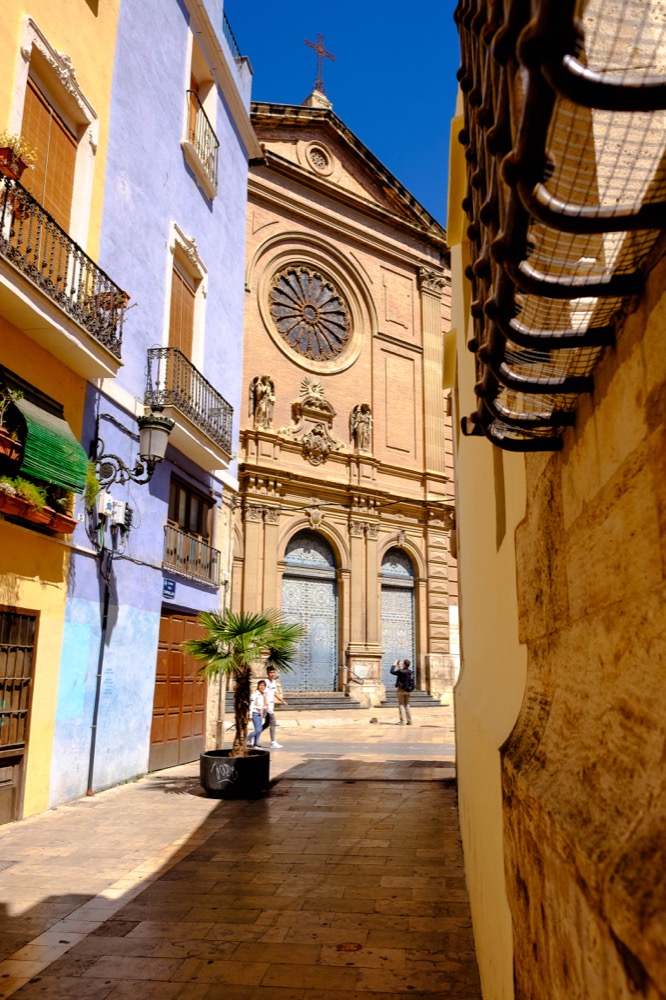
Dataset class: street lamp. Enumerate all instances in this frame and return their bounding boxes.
[93,406,175,487]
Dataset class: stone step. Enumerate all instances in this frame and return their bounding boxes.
[224,691,364,712]
[381,690,443,708]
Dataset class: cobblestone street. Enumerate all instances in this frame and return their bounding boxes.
[0,706,481,998]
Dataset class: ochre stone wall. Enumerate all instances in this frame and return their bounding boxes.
[503,255,666,998]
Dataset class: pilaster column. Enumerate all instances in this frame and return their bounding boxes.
[365,522,380,645]
[418,266,449,474]
[242,505,264,612]
[262,507,280,609]
[349,518,366,643]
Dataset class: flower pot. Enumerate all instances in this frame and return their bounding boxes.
[0,492,30,517]
[24,504,54,526]
[200,748,270,799]
[50,511,78,534]
[0,148,29,181]
[8,188,32,222]
[90,290,130,311]
[0,427,21,462]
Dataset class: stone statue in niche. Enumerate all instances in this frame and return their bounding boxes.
[249,375,275,429]
[350,403,372,452]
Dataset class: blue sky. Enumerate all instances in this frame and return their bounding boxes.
[224,0,460,227]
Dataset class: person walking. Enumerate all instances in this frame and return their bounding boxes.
[390,658,415,725]
[248,679,267,747]
[262,665,288,749]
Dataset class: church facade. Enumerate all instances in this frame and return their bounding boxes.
[233,92,456,705]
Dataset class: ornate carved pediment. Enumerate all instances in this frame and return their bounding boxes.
[278,377,344,465]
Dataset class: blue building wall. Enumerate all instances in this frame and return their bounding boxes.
[51,0,251,803]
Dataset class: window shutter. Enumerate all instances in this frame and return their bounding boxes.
[21,79,77,231]
[168,265,195,357]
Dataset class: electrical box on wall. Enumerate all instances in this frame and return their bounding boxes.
[96,492,114,517]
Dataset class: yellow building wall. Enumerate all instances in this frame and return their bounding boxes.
[448,106,526,998]
[0,3,120,817]
[1,317,88,817]
[0,0,121,259]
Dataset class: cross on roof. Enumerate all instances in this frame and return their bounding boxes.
[305,33,335,95]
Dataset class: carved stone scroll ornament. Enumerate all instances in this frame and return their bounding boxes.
[302,423,337,466]
[417,267,447,296]
[264,507,280,525]
[248,375,275,430]
[350,403,372,452]
[349,519,366,538]
[365,523,379,540]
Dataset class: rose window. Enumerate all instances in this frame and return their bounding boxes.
[269,267,350,361]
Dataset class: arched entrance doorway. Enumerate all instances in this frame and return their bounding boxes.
[381,548,415,688]
[281,529,338,692]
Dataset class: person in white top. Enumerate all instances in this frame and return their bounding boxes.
[262,666,288,749]
[248,679,267,747]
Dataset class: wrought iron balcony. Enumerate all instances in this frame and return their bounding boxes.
[223,11,241,60]
[187,91,220,192]
[163,522,221,586]
[145,346,233,456]
[0,175,127,359]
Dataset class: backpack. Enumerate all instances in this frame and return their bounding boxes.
[402,670,415,693]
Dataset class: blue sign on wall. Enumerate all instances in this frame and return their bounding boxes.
[163,578,176,600]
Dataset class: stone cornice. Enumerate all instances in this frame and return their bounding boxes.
[251,102,448,248]
[254,149,448,252]
[248,179,447,276]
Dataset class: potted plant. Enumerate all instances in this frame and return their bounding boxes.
[0,131,37,181]
[0,386,23,462]
[0,475,47,522]
[49,491,77,533]
[183,608,304,798]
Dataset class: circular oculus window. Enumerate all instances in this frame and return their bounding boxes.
[269,266,350,362]
[307,144,332,175]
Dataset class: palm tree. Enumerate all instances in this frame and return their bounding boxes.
[182,608,305,757]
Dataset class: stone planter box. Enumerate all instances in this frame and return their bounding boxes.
[200,748,270,799]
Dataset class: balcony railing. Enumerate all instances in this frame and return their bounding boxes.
[0,175,126,359]
[163,522,221,586]
[187,91,220,191]
[145,346,233,455]
[222,11,241,60]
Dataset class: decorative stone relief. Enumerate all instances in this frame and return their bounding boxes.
[366,523,379,540]
[417,267,447,296]
[171,225,207,276]
[248,375,275,429]
[245,505,265,523]
[22,20,96,122]
[278,377,343,465]
[349,519,366,538]
[302,423,337,465]
[264,507,280,524]
[350,403,372,452]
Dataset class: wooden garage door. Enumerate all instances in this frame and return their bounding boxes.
[149,612,206,772]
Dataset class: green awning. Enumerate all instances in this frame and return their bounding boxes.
[15,398,88,494]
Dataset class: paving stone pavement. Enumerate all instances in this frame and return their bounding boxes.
[0,705,481,998]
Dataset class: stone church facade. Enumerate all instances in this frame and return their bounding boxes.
[233,92,456,705]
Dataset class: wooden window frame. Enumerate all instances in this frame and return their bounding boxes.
[168,476,213,541]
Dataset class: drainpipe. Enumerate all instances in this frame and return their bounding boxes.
[87,548,112,795]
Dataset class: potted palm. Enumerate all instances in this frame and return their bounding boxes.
[183,608,304,798]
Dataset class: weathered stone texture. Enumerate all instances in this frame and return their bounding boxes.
[504,255,666,998]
